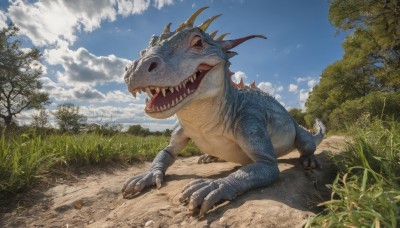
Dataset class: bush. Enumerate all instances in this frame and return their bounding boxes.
[307,118,400,227]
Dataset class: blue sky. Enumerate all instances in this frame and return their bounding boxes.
[0,0,344,131]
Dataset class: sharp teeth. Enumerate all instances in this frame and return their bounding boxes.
[155,87,160,93]
[132,91,137,98]
[187,88,190,94]
[161,88,166,97]
[179,95,183,101]
[183,93,187,98]
[163,105,167,110]
[193,74,197,80]
[169,87,174,93]
[183,83,186,88]
[175,86,179,91]
[155,107,160,112]
[145,87,153,98]
[175,98,179,103]
[190,77,194,83]
[172,100,175,106]
[167,103,170,109]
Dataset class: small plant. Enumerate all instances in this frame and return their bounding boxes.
[307,118,400,227]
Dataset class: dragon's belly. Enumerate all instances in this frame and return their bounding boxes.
[189,134,254,165]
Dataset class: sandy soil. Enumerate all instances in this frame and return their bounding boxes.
[1,136,346,228]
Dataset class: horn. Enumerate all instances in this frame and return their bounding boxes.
[162,23,172,34]
[226,51,238,59]
[215,33,230,41]
[176,6,209,32]
[221,35,267,50]
[209,30,218,39]
[198,14,221,32]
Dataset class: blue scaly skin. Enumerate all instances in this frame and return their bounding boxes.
[122,7,325,217]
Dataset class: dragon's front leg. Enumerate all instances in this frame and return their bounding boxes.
[179,162,279,217]
[180,122,280,217]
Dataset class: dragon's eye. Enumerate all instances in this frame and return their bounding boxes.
[190,35,203,49]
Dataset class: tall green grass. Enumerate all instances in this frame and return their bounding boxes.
[307,118,400,227]
[0,132,200,203]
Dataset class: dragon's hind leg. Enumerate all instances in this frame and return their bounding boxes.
[294,126,319,169]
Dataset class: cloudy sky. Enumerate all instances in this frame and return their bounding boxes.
[0,0,344,131]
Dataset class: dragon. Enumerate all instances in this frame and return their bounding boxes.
[122,7,325,217]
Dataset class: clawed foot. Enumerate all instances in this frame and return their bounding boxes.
[300,154,320,170]
[197,155,224,164]
[179,178,237,218]
[121,170,164,198]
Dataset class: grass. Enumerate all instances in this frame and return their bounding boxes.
[0,132,200,204]
[306,118,400,227]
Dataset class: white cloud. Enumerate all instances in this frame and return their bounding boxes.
[40,77,135,103]
[45,46,130,86]
[7,0,173,46]
[299,89,310,110]
[288,84,298,93]
[115,0,151,17]
[307,78,319,88]
[232,71,247,83]
[257,82,283,97]
[153,0,174,9]
[296,76,313,83]
[0,9,7,29]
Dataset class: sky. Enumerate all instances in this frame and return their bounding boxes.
[0,0,345,131]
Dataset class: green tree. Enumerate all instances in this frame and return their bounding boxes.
[288,108,307,128]
[31,109,49,129]
[53,103,87,133]
[127,124,150,136]
[0,25,50,128]
[305,0,400,129]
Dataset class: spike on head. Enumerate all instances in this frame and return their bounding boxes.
[221,35,267,50]
[250,80,257,89]
[237,78,245,89]
[198,14,221,32]
[163,23,172,34]
[215,33,230,41]
[209,30,218,39]
[176,6,209,32]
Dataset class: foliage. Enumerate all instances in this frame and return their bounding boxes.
[0,25,50,128]
[305,0,400,130]
[288,108,307,127]
[53,103,87,133]
[307,118,400,227]
[0,131,201,204]
[127,124,151,136]
[31,109,49,129]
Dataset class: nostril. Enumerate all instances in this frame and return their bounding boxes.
[148,62,158,72]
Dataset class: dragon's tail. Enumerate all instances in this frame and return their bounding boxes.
[313,119,325,146]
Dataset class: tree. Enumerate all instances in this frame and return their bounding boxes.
[31,109,49,129]
[305,0,400,129]
[53,103,87,133]
[127,124,150,136]
[0,25,50,128]
[288,108,307,128]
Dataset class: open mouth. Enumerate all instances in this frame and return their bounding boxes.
[129,64,213,113]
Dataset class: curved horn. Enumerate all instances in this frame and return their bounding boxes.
[215,33,230,41]
[221,35,267,50]
[198,14,221,32]
[209,30,218,39]
[176,6,209,31]
[162,23,172,34]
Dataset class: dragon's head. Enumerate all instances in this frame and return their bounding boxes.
[124,7,266,119]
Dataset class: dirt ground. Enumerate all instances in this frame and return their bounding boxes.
[1,136,346,228]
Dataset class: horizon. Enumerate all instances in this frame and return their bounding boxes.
[0,0,345,131]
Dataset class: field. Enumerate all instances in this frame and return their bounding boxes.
[1,119,399,227]
[0,132,200,207]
